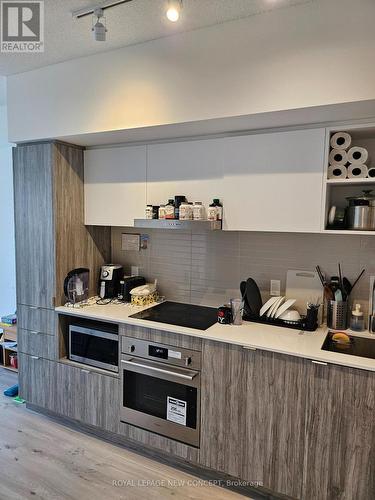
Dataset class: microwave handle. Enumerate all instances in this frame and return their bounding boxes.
[121,359,197,381]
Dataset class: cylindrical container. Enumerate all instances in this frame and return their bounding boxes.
[368,167,375,178]
[327,301,348,330]
[213,199,223,221]
[158,205,166,219]
[330,132,352,150]
[328,165,347,179]
[164,199,175,219]
[145,205,153,219]
[174,196,186,219]
[231,298,243,325]
[348,146,368,165]
[152,206,159,219]
[179,202,192,220]
[193,202,205,220]
[217,305,232,324]
[350,303,365,332]
[329,148,348,166]
[348,164,368,179]
[207,203,218,221]
[346,191,375,230]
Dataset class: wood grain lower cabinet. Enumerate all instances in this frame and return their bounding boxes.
[302,362,375,500]
[200,341,306,498]
[18,353,57,411]
[55,363,119,434]
[18,328,57,360]
[17,305,56,335]
[200,341,375,500]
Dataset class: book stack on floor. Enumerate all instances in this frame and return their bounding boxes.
[0,313,18,372]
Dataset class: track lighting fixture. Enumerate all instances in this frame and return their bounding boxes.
[166,0,182,22]
[73,0,183,43]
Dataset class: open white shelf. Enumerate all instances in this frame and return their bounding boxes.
[326,177,375,186]
[323,229,375,236]
[322,124,375,235]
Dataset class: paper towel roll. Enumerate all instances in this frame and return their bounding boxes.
[368,167,375,178]
[348,164,368,178]
[328,165,347,179]
[329,148,348,166]
[330,132,352,150]
[348,146,368,165]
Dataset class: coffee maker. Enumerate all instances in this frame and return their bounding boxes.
[98,265,123,299]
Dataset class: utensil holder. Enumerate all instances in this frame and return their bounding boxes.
[327,300,348,330]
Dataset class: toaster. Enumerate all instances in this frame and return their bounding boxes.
[120,276,146,302]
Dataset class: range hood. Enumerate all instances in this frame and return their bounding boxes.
[133,219,222,230]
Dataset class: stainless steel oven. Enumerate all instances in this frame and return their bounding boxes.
[69,324,119,373]
[120,337,201,447]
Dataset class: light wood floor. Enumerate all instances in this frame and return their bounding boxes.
[0,368,247,500]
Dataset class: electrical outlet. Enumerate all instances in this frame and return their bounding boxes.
[270,280,281,296]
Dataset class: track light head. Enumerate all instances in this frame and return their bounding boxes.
[92,8,107,41]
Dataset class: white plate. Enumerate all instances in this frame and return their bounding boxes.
[260,296,280,317]
[267,296,284,318]
[275,298,297,319]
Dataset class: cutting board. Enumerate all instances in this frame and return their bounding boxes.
[286,270,323,320]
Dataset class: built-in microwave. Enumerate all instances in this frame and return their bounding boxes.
[69,324,119,373]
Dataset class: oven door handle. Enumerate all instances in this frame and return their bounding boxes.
[121,359,197,380]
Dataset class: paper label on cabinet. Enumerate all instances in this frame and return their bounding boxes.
[168,350,182,359]
[167,397,187,426]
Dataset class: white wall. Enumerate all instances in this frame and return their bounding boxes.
[0,94,16,316]
[7,0,375,143]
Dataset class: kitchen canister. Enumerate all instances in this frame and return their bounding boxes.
[327,300,348,330]
[330,131,352,150]
[329,148,348,166]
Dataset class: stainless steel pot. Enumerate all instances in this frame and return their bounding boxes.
[347,190,375,231]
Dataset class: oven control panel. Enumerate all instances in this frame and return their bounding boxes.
[121,337,201,370]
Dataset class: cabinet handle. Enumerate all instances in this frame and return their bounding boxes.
[30,331,41,335]
[29,306,40,310]
[31,356,40,360]
[311,360,328,366]
[81,369,91,374]
[242,346,257,351]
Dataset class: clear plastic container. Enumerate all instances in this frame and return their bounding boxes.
[350,303,365,332]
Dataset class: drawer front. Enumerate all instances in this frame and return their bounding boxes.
[56,362,119,433]
[18,304,56,335]
[18,353,57,411]
[18,328,57,360]
[120,324,202,351]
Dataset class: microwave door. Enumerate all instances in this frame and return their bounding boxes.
[69,326,118,372]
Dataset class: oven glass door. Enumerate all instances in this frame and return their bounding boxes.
[124,369,197,429]
[69,326,118,372]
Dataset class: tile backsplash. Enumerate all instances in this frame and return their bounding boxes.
[112,227,374,312]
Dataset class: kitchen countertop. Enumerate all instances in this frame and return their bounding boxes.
[55,302,375,373]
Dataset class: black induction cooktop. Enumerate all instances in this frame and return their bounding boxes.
[322,331,375,360]
[130,301,218,330]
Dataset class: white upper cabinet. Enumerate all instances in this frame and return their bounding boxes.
[147,128,325,232]
[220,128,326,232]
[147,138,225,210]
[84,145,147,226]
[84,128,325,232]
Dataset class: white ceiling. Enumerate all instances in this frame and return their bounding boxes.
[0,0,314,76]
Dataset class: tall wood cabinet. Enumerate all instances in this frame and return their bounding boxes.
[13,141,111,400]
[200,340,375,500]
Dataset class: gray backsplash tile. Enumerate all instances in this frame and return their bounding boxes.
[112,227,373,310]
